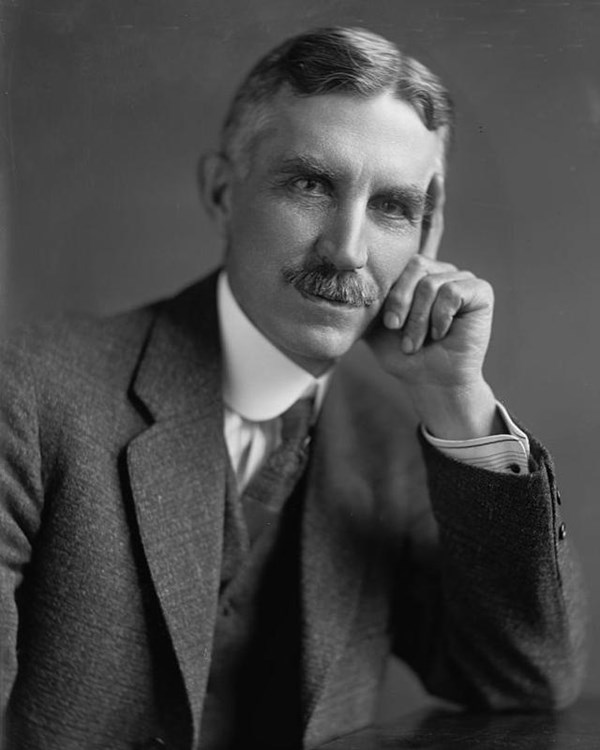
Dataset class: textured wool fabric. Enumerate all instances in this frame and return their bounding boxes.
[199,464,306,750]
[0,271,587,749]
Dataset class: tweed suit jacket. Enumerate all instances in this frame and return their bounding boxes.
[0,272,587,750]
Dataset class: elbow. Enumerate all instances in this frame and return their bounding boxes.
[534,655,587,710]
[532,620,588,710]
[438,639,588,713]
[489,644,588,713]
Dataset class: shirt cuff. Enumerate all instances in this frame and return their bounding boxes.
[421,402,530,475]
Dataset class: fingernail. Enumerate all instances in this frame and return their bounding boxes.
[401,335,414,354]
[384,312,401,330]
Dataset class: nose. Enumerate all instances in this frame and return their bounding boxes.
[315,202,368,270]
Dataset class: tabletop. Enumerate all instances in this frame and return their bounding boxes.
[316,696,600,749]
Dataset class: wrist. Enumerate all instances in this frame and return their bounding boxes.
[407,379,503,440]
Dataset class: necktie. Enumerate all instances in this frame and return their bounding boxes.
[242,397,314,546]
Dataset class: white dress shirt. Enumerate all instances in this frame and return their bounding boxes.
[217,272,530,492]
[218,272,330,492]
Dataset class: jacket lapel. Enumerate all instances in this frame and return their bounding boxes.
[126,274,225,746]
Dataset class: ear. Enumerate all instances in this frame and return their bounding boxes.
[419,172,446,260]
[198,152,234,236]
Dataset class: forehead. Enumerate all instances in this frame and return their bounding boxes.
[250,91,445,186]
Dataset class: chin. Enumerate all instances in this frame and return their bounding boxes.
[279,324,362,374]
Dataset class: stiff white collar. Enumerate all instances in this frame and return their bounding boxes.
[217,271,331,422]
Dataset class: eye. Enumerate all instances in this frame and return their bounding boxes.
[290,176,330,195]
[370,196,410,220]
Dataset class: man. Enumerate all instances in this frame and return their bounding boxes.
[0,26,586,750]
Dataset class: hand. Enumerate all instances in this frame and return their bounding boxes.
[368,254,493,388]
[366,255,501,439]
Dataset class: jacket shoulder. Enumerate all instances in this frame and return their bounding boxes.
[2,304,154,383]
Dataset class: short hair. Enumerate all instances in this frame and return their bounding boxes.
[221,26,455,171]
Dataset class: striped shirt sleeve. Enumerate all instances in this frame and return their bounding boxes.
[421,402,530,475]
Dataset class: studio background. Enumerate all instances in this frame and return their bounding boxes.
[2,0,599,719]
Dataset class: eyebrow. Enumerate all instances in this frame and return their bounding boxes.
[276,154,429,214]
[277,154,343,183]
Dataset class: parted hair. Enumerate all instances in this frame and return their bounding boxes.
[221,26,455,167]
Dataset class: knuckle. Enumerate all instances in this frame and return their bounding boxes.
[414,275,438,302]
[420,275,438,294]
[439,281,461,304]
[480,278,494,299]
[385,289,406,310]
[408,254,428,272]
[472,277,494,306]
[407,308,429,325]
[440,261,458,273]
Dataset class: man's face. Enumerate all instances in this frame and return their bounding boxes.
[220,91,445,375]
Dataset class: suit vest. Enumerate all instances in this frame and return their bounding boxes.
[198,460,307,750]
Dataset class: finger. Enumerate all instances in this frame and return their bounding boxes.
[383,255,457,330]
[429,281,465,341]
[430,277,494,343]
[401,271,475,353]
[419,173,446,260]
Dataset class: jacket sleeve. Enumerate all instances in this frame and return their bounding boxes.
[0,331,45,736]
[390,430,588,710]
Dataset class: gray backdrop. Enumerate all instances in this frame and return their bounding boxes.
[3,0,600,718]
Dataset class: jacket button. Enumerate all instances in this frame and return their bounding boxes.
[138,739,166,749]
[558,522,567,541]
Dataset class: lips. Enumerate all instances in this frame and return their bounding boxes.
[298,288,359,308]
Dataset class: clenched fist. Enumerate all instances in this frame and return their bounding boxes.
[367,255,502,440]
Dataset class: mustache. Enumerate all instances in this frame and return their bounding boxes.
[282,262,378,308]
